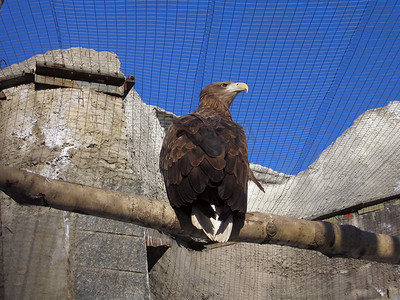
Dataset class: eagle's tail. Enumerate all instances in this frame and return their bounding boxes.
[191,205,233,242]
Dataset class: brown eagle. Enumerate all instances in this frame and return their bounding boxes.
[159,81,264,242]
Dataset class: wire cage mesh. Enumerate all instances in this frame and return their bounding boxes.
[0,1,399,299]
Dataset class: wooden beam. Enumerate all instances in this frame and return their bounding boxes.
[0,165,399,264]
[0,62,135,98]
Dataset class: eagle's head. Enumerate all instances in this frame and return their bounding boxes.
[200,81,248,109]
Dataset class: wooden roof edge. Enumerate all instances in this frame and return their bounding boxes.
[312,193,400,221]
[0,62,135,97]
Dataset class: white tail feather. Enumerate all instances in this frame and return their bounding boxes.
[191,205,233,242]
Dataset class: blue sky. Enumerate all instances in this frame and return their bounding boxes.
[1,0,399,174]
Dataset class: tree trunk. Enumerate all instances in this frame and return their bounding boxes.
[0,165,399,264]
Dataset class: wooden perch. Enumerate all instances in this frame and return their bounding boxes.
[0,165,399,264]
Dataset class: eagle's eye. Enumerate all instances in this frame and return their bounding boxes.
[221,83,228,88]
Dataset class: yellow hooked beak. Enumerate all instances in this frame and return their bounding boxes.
[233,82,249,93]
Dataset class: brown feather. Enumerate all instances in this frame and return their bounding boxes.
[248,168,265,192]
[224,154,237,174]
[188,166,208,194]
[199,157,225,183]
[166,185,184,207]
[186,146,205,167]
[177,177,197,202]
[205,153,226,170]
[217,174,236,200]
[168,161,182,185]
[179,155,193,176]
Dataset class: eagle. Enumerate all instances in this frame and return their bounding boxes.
[159,81,264,242]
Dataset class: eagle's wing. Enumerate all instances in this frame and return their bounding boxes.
[159,112,249,214]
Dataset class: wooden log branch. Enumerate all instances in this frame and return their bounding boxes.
[0,165,399,264]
